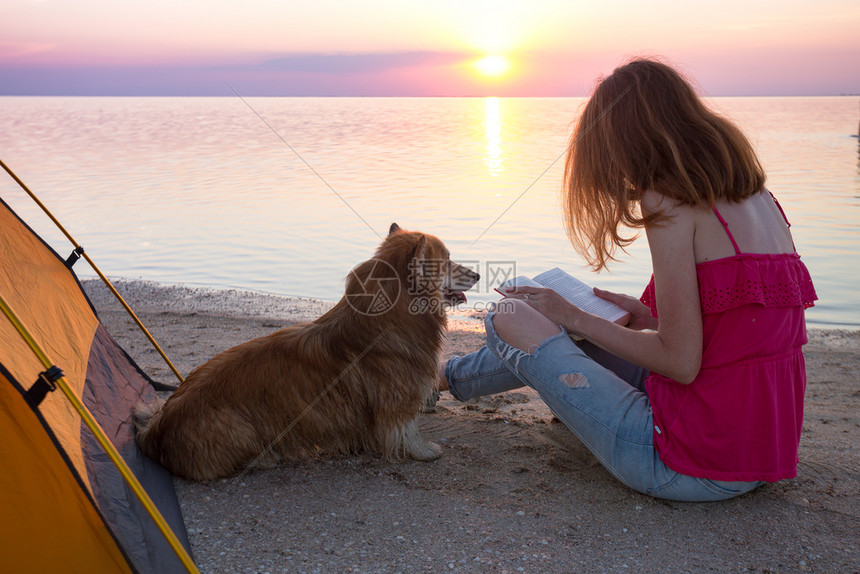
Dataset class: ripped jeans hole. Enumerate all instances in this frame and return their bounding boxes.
[494,341,530,371]
[559,372,589,388]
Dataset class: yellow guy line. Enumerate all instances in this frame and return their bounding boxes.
[0,157,184,384]
[0,293,199,574]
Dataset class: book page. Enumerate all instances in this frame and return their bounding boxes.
[533,268,629,324]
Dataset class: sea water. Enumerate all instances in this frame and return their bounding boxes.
[1,96,858,329]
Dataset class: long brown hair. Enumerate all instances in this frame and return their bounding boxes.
[563,58,766,270]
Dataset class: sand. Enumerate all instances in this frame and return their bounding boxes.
[84,279,859,574]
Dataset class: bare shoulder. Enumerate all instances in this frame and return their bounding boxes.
[640,189,695,218]
[640,190,696,234]
[640,189,667,216]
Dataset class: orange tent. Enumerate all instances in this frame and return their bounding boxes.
[0,196,193,573]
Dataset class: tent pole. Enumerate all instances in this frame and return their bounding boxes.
[0,293,200,574]
[0,157,184,384]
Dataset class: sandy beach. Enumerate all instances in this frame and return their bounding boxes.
[84,279,859,574]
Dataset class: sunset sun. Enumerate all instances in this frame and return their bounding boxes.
[474,55,511,78]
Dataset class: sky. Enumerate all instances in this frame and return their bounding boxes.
[1,0,859,97]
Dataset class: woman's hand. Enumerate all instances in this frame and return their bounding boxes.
[592,287,658,331]
[501,286,583,331]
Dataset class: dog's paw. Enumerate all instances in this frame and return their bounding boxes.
[409,440,442,461]
[384,420,443,461]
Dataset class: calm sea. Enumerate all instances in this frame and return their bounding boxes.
[1,96,858,329]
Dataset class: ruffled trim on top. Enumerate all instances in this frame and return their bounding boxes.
[640,252,817,318]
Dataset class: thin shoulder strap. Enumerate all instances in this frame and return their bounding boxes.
[712,206,741,255]
[769,190,791,227]
[768,190,797,251]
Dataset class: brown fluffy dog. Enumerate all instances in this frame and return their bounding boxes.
[135,223,479,481]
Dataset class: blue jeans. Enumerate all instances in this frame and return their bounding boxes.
[445,310,763,502]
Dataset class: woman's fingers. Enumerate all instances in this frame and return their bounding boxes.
[593,286,623,302]
[594,288,628,310]
[502,286,544,299]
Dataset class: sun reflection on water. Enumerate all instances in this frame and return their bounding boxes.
[1,96,856,328]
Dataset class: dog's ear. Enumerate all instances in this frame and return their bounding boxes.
[404,234,429,297]
[409,235,428,283]
[388,222,402,236]
[411,235,427,263]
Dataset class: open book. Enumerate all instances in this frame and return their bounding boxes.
[496,267,630,325]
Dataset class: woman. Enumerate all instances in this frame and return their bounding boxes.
[440,58,817,502]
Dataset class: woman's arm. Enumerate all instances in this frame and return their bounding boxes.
[510,192,703,383]
[583,194,702,382]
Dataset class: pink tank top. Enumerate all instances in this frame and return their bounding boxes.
[640,194,817,481]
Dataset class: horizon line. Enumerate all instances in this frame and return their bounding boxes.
[2,92,858,98]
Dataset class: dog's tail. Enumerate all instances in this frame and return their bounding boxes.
[133,397,166,435]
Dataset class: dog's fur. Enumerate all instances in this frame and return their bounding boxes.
[134,223,478,481]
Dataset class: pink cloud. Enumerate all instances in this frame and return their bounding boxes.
[1,46,857,96]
